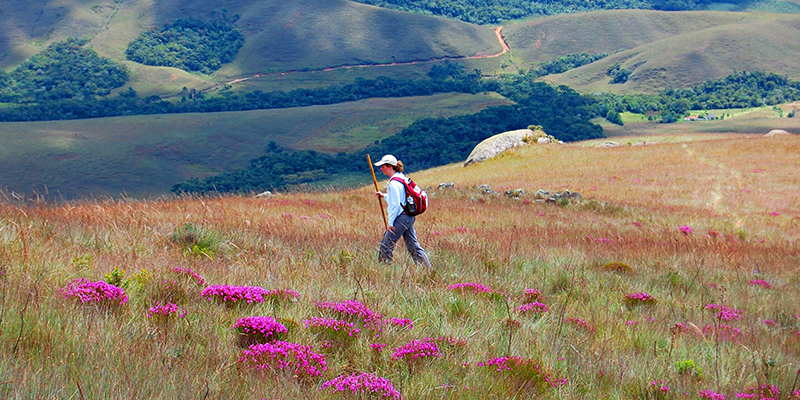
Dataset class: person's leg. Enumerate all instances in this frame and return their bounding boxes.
[399,215,432,268]
[379,222,405,263]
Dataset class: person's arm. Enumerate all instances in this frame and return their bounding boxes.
[386,179,405,227]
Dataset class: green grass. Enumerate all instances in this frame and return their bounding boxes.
[0,92,512,199]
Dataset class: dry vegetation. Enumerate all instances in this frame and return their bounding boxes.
[0,133,798,398]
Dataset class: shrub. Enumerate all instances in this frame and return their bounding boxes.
[676,359,702,380]
[602,261,635,275]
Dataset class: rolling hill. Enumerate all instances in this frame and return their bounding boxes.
[502,10,800,93]
[0,0,501,97]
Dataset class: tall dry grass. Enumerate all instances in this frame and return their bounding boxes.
[0,133,798,398]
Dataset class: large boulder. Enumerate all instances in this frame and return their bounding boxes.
[464,127,553,166]
[765,129,790,137]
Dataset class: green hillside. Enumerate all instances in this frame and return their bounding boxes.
[503,10,800,93]
[0,0,500,97]
[0,93,510,199]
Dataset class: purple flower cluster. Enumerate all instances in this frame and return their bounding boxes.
[391,338,441,361]
[147,302,186,318]
[521,289,542,303]
[702,324,741,341]
[516,301,549,314]
[391,318,414,330]
[304,317,361,338]
[625,292,657,303]
[315,300,383,328]
[566,317,595,332]
[704,304,742,321]
[447,282,494,294]
[320,372,401,399]
[59,278,128,306]
[477,356,566,387]
[698,389,725,399]
[201,285,299,304]
[239,341,326,378]
[735,383,780,399]
[171,266,206,286]
[749,279,772,289]
[370,343,387,352]
[234,316,288,341]
[651,379,669,392]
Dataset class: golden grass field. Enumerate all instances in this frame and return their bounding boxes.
[1,132,798,398]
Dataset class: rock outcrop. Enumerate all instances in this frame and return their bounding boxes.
[464,126,558,166]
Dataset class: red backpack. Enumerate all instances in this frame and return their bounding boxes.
[391,176,428,216]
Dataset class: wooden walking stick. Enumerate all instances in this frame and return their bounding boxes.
[367,154,389,231]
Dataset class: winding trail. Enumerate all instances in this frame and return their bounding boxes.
[214,26,510,90]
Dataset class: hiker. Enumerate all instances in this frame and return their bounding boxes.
[373,154,432,268]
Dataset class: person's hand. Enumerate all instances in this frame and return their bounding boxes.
[375,191,385,198]
[386,226,395,233]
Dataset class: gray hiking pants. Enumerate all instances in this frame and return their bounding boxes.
[379,213,431,268]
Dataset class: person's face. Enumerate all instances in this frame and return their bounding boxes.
[380,164,393,177]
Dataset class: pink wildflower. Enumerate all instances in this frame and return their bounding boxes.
[447,282,494,294]
[321,372,401,399]
[749,279,772,289]
[632,221,643,227]
[704,304,741,321]
[234,316,288,342]
[516,301,549,314]
[59,278,128,306]
[370,343,387,352]
[239,341,326,378]
[736,383,780,399]
[390,318,414,330]
[625,292,657,305]
[315,300,383,329]
[520,288,543,304]
[702,324,741,341]
[651,379,669,392]
[763,319,778,327]
[477,356,566,388]
[626,320,638,326]
[147,302,186,318]
[201,285,299,305]
[170,266,206,286]
[566,318,595,332]
[770,212,780,216]
[304,317,361,338]
[698,389,725,399]
[391,338,441,361]
[678,225,693,235]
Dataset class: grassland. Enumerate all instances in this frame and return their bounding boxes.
[0,92,511,199]
[0,132,798,398]
[502,10,800,94]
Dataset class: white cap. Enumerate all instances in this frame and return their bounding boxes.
[373,154,398,167]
